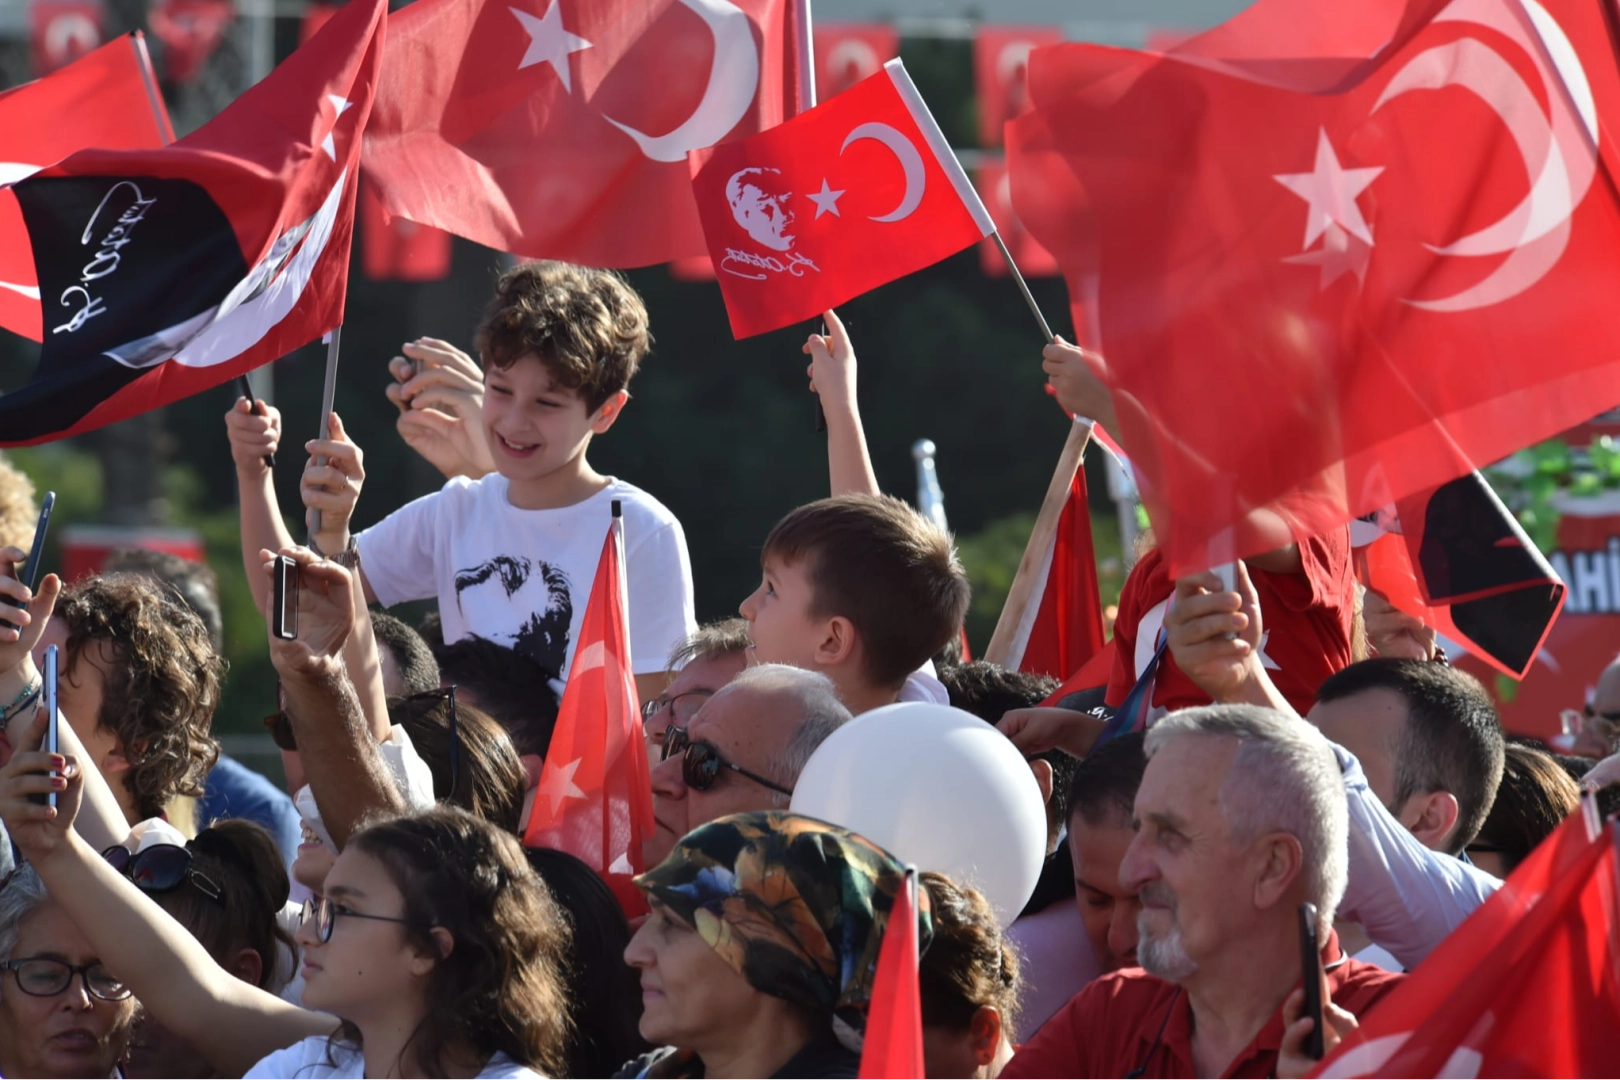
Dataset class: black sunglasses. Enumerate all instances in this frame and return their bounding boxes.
[102,843,223,905]
[661,723,792,796]
[302,895,415,944]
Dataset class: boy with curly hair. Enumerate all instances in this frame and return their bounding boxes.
[227,262,694,700]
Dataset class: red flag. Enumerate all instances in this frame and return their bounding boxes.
[0,0,385,446]
[691,60,995,338]
[523,504,654,916]
[815,22,898,101]
[30,0,103,76]
[0,34,172,343]
[1319,805,1620,1077]
[1017,465,1107,681]
[1354,470,1566,677]
[360,178,453,281]
[1008,0,1620,575]
[363,0,795,268]
[975,155,1058,278]
[147,0,234,85]
[300,2,339,44]
[859,870,924,1080]
[973,25,1062,148]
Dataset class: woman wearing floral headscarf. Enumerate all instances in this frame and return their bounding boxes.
[617,811,931,1079]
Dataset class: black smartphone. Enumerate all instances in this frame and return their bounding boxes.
[28,644,59,808]
[2,491,54,632]
[272,555,299,641]
[1298,901,1325,1060]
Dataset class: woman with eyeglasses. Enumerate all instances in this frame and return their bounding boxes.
[0,863,138,1078]
[0,713,574,1078]
[619,810,928,1079]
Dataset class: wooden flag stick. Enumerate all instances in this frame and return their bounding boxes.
[308,327,342,541]
[992,230,1056,343]
[984,417,1094,666]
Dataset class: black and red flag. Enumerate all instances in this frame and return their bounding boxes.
[1353,470,1566,678]
[0,0,385,446]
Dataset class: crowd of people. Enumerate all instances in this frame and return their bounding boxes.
[0,261,1616,1078]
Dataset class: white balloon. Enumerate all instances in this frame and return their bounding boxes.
[790,702,1048,927]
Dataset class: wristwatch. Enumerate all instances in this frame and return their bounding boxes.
[311,534,361,571]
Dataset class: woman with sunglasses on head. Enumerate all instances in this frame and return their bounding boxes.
[394,688,527,834]
[106,818,297,1077]
[619,810,928,1080]
[0,862,138,1079]
[0,704,575,1078]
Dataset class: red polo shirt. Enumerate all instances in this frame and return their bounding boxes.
[999,935,1402,1079]
[1106,527,1355,717]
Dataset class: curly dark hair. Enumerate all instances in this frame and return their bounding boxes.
[56,573,222,820]
[473,261,651,412]
[336,806,574,1077]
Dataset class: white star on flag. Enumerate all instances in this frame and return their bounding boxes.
[510,1,592,94]
[806,179,844,219]
[1273,128,1383,249]
[321,94,352,161]
[1258,630,1281,671]
[1283,222,1372,290]
[537,756,587,816]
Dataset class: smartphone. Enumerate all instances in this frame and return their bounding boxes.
[28,645,59,808]
[1298,901,1325,1060]
[272,555,299,641]
[1,491,54,632]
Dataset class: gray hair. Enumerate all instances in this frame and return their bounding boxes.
[1145,704,1348,936]
[0,864,49,966]
[667,618,754,671]
[718,664,851,807]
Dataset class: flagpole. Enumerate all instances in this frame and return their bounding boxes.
[792,0,832,432]
[308,326,342,541]
[992,231,1055,343]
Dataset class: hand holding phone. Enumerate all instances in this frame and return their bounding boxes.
[272,555,299,641]
[1298,901,1326,1060]
[27,644,59,808]
[1,492,54,632]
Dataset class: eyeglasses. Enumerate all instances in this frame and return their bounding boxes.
[302,895,416,944]
[103,843,223,904]
[641,689,712,727]
[2,958,131,1001]
[1559,706,1620,744]
[661,723,792,796]
[403,686,459,798]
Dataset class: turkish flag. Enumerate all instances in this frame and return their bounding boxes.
[1009,0,1620,575]
[976,155,1058,279]
[360,178,453,281]
[1353,470,1566,678]
[0,34,172,343]
[30,0,103,76]
[692,60,995,338]
[1019,464,1107,681]
[973,25,1062,149]
[523,504,654,917]
[147,0,234,85]
[0,0,384,447]
[814,22,898,101]
[364,0,796,268]
[1319,804,1620,1077]
[858,870,925,1080]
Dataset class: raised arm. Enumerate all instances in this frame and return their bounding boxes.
[806,308,881,498]
[0,712,329,1075]
[386,337,496,481]
[226,397,298,617]
[264,547,405,848]
[0,562,127,847]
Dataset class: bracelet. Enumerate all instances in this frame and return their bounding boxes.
[1,681,41,724]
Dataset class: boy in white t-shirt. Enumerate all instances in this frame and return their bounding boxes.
[228,262,695,701]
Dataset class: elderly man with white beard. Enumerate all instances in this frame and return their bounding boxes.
[1001,705,1405,1079]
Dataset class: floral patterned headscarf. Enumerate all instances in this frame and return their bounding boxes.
[635,811,933,1036]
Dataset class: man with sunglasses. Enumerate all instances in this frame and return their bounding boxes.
[644,664,850,865]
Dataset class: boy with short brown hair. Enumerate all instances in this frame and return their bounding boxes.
[741,493,971,714]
